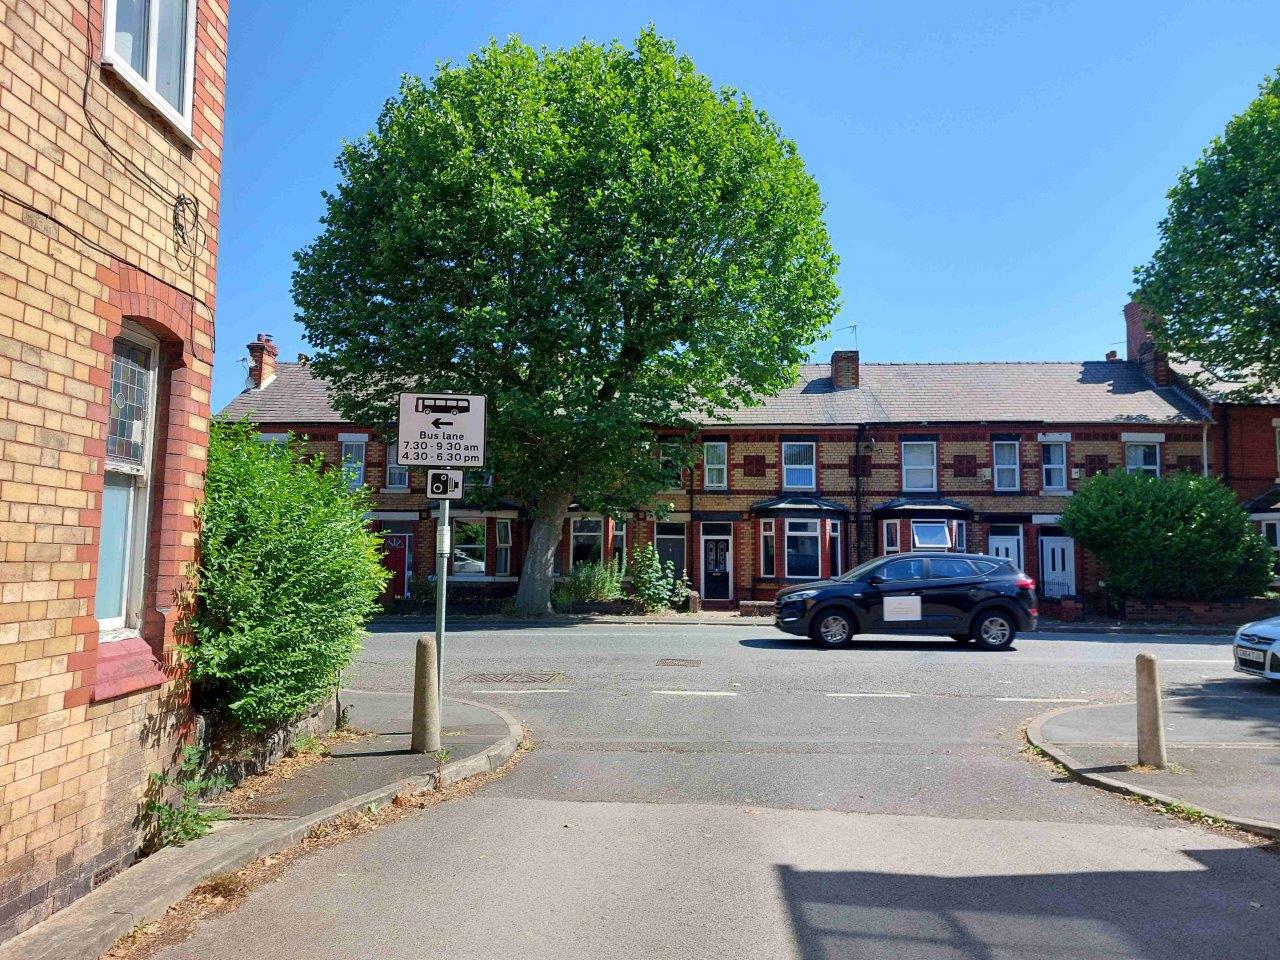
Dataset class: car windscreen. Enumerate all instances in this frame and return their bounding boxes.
[835,557,885,582]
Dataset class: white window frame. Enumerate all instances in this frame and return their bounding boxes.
[655,522,687,581]
[882,519,900,554]
[992,440,1021,492]
[703,441,728,490]
[101,0,200,146]
[829,518,842,576]
[784,519,821,578]
[611,520,628,570]
[495,519,512,577]
[452,517,487,578]
[910,519,952,551]
[1041,441,1067,491]
[760,519,776,576]
[781,442,816,491]
[97,325,159,638]
[953,520,967,553]
[339,437,366,489]
[1125,442,1161,477]
[570,517,604,567]
[1274,428,1280,477]
[901,441,937,492]
[257,432,289,445]
[384,443,409,490]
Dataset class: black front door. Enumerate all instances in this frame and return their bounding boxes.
[703,537,731,600]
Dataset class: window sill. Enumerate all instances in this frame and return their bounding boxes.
[1040,489,1073,497]
[93,635,167,702]
[379,487,411,494]
[101,57,200,151]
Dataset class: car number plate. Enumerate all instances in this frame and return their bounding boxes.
[1237,647,1266,664]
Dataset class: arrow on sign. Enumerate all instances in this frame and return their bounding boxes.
[432,417,453,429]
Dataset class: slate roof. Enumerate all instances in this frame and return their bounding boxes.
[1242,486,1280,514]
[219,359,1206,427]
[1169,359,1280,405]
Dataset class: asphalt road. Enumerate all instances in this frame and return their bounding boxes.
[154,623,1278,960]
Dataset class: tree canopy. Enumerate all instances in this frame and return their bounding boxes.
[293,29,840,613]
[1133,69,1280,397]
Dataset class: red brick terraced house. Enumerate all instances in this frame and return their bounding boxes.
[222,326,1208,614]
[0,0,228,940]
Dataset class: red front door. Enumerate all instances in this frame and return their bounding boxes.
[382,534,411,600]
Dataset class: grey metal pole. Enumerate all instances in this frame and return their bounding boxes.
[435,498,449,702]
[1136,652,1168,769]
[410,634,441,753]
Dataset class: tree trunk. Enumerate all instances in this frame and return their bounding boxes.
[514,487,574,617]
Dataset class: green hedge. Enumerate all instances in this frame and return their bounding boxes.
[187,420,390,732]
[1060,469,1273,602]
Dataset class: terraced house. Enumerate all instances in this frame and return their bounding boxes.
[0,0,228,940]
[222,305,1210,614]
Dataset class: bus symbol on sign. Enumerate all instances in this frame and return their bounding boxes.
[415,396,471,416]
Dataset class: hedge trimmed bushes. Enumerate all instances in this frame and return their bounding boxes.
[1060,469,1273,602]
[187,420,390,732]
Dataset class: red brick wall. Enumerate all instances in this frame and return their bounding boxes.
[1216,404,1280,502]
[0,0,228,940]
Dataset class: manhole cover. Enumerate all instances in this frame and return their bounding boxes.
[656,659,701,667]
[460,672,564,683]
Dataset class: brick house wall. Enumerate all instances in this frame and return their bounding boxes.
[0,0,227,940]
[1214,404,1280,503]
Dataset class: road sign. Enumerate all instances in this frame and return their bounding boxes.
[397,393,487,468]
[426,468,464,500]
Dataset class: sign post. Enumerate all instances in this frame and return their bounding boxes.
[398,394,486,754]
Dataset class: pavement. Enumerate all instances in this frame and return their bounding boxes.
[0,696,521,960]
[1029,682,1280,835]
[132,622,1278,960]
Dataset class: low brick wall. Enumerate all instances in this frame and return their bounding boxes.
[1123,597,1279,625]
[738,601,774,617]
[1039,596,1084,623]
[197,699,337,799]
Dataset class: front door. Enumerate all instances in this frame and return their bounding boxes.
[1039,537,1076,597]
[988,535,1021,568]
[381,534,411,601]
[702,537,731,600]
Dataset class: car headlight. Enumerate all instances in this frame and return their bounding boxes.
[783,590,820,603]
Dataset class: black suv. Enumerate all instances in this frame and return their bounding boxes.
[774,552,1038,650]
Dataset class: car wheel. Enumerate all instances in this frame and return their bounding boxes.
[813,611,854,649]
[972,611,1015,650]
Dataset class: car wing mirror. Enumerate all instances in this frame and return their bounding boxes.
[867,574,885,585]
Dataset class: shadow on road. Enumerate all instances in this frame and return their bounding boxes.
[777,845,1277,960]
[739,637,1016,653]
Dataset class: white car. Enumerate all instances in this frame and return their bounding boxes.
[1234,617,1280,680]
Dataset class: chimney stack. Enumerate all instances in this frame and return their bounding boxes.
[246,334,278,390]
[1123,301,1171,386]
[831,349,860,390]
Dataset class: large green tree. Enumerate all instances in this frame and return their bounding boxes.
[293,29,839,614]
[1133,69,1280,397]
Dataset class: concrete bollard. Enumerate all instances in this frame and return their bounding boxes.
[1136,652,1167,769]
[411,635,441,754]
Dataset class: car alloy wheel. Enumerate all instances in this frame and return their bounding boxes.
[816,613,853,648]
[974,613,1013,649]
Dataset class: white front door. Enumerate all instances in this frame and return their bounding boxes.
[1039,537,1076,597]
[988,536,1021,568]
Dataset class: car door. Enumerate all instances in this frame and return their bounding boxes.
[921,557,985,632]
[868,556,928,632]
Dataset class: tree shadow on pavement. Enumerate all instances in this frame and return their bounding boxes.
[777,845,1277,960]
[1160,676,1280,740]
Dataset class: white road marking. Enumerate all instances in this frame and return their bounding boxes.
[470,688,570,694]
[825,692,912,699]
[650,690,738,697]
[995,697,1090,704]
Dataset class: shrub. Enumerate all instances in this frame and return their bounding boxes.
[630,544,685,613]
[187,420,390,732]
[569,557,624,602]
[1060,469,1273,601]
[144,745,229,848]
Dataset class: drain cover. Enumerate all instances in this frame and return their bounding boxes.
[656,658,701,667]
[460,672,564,683]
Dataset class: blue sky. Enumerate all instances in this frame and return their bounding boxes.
[212,0,1280,409]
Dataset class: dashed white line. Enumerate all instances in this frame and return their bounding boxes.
[995,697,1090,704]
[470,688,570,694]
[650,690,738,697]
[825,692,913,699]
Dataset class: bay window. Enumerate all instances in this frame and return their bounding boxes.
[760,519,776,576]
[571,518,603,566]
[452,520,486,576]
[829,519,842,576]
[911,520,951,550]
[901,442,937,492]
[785,519,820,578]
[883,520,900,554]
[96,329,158,635]
[495,519,512,576]
[611,521,628,568]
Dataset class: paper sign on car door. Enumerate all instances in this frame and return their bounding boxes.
[884,596,922,622]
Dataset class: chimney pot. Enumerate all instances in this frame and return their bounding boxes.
[831,349,860,390]
[1106,350,1118,361]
